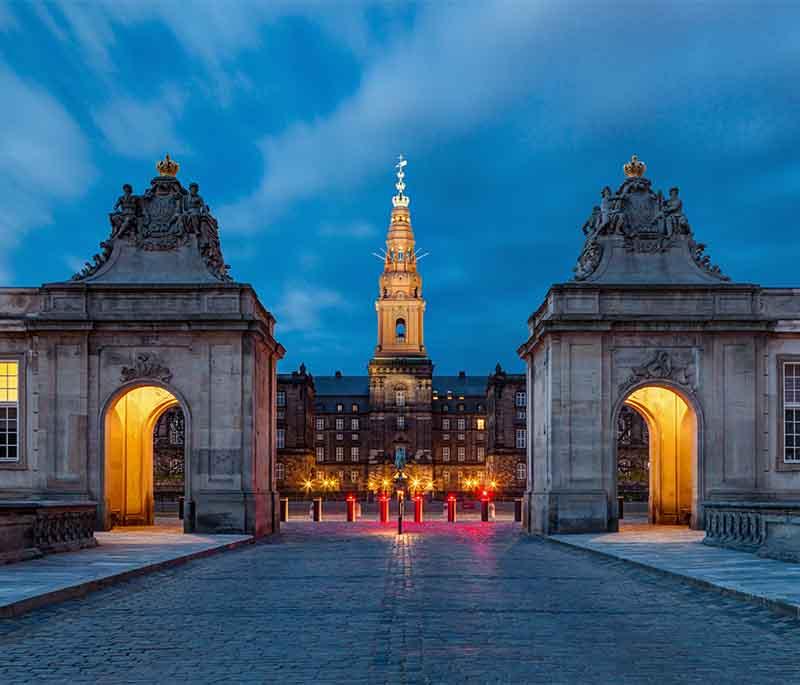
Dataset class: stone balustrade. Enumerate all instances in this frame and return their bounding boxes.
[703,501,800,562]
[0,501,97,564]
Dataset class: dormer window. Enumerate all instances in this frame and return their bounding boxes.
[395,318,406,343]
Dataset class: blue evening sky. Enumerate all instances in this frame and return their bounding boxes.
[1,2,799,376]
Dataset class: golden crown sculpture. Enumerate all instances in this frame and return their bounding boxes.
[623,154,646,178]
[156,153,180,177]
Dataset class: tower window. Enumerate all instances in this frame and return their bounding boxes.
[395,318,406,342]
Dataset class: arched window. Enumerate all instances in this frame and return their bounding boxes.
[395,318,406,342]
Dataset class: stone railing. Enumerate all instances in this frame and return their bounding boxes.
[703,501,800,562]
[0,501,97,564]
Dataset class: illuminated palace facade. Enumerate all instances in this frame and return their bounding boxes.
[277,161,527,498]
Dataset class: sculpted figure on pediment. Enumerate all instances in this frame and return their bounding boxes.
[72,159,232,282]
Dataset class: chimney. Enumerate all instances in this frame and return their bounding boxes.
[335,370,342,378]
[458,370,466,379]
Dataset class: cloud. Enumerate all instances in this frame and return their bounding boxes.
[31,1,379,100]
[217,1,800,232]
[92,86,188,159]
[274,283,346,333]
[318,220,376,239]
[0,63,94,281]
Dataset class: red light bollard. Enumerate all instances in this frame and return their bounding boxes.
[447,495,457,523]
[414,495,424,523]
[480,490,490,522]
[379,495,389,523]
[346,495,356,522]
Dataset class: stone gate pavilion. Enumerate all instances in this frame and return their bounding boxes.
[519,156,800,560]
[0,155,284,537]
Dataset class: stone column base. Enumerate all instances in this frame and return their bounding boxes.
[193,491,279,536]
[530,490,612,534]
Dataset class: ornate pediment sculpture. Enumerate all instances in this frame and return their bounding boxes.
[618,350,696,393]
[120,353,173,384]
[573,155,730,283]
[72,155,232,283]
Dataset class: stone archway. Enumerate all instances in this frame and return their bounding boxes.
[615,384,699,527]
[102,384,187,530]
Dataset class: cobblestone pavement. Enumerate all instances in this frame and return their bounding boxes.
[2,522,799,684]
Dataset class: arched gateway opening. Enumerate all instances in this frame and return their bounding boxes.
[616,385,698,527]
[103,385,187,530]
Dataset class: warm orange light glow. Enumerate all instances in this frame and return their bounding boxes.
[624,385,695,526]
[105,384,179,526]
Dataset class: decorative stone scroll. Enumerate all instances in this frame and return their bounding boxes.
[618,350,695,393]
[573,240,603,281]
[72,156,232,282]
[120,353,173,384]
[572,155,729,282]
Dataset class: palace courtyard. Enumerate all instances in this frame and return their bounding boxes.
[1,523,799,684]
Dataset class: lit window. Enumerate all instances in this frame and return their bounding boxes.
[477,447,485,462]
[443,433,450,441]
[457,433,465,441]
[351,418,359,430]
[338,470,344,483]
[784,362,800,463]
[316,447,324,463]
[397,415,405,430]
[350,470,359,483]
[276,463,285,481]
[336,418,344,430]
[516,429,527,449]
[457,418,466,431]
[442,447,450,462]
[457,404,465,412]
[316,433,324,441]
[351,447,359,462]
[443,471,450,483]
[396,390,406,407]
[336,403,344,413]
[0,361,19,463]
[276,428,285,449]
[516,462,527,480]
[277,391,286,407]
[476,418,485,431]
[336,433,343,441]
[515,391,527,407]
[336,447,344,462]
[315,418,325,430]
[351,403,359,413]
[458,447,465,462]
[457,470,463,483]
[442,418,450,430]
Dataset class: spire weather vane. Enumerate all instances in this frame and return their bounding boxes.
[392,154,410,208]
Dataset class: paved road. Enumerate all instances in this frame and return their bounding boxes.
[2,522,799,684]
